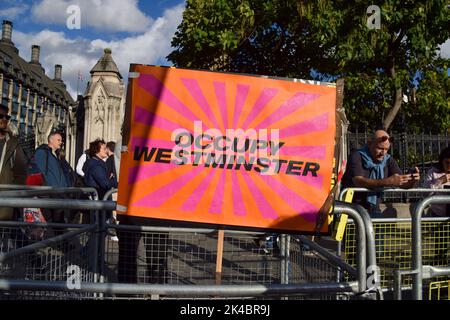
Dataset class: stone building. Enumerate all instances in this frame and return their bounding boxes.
[80,48,125,152]
[0,20,76,165]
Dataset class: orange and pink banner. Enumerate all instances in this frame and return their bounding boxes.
[117,65,337,233]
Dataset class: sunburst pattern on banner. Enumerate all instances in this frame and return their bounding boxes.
[117,65,336,233]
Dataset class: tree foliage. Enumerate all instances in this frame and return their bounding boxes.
[399,60,450,133]
[168,0,450,132]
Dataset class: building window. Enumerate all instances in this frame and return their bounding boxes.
[20,99,26,121]
[61,108,66,122]
[12,82,19,103]
[20,104,27,121]
[19,122,25,134]
[2,79,9,106]
[37,96,43,114]
[29,92,35,110]
[12,101,19,115]
[2,79,8,96]
[27,108,34,126]
[55,105,60,120]
[20,87,28,105]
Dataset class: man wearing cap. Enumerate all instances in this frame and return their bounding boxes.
[342,129,420,216]
[0,104,27,220]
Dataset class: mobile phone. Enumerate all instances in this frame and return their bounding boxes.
[406,168,416,175]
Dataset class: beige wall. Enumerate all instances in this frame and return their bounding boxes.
[83,75,125,149]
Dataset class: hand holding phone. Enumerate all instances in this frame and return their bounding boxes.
[406,167,420,181]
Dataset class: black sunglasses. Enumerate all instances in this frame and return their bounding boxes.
[0,114,11,120]
[378,136,394,143]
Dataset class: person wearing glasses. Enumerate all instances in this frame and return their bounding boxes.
[342,129,420,216]
[0,103,27,220]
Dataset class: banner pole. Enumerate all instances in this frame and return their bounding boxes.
[215,228,225,285]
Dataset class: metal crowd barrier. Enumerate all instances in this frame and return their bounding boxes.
[345,217,450,293]
[338,188,450,300]
[0,186,375,300]
[403,195,450,300]
[0,184,99,200]
[428,280,450,300]
[339,187,450,203]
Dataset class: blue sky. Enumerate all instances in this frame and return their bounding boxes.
[0,0,186,98]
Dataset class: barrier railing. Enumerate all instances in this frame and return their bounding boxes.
[0,280,360,298]
[338,188,450,299]
[339,187,450,203]
[0,196,113,296]
[345,216,450,292]
[402,195,450,300]
[0,187,374,300]
[0,185,99,200]
[0,222,96,299]
[429,280,450,300]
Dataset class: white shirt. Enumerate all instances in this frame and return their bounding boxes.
[422,166,450,216]
[76,153,87,177]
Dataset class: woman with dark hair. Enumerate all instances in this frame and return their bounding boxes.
[84,139,118,200]
[422,146,450,216]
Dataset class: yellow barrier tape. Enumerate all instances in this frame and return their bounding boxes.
[332,189,354,241]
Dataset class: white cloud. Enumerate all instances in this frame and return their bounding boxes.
[0,4,29,19]
[31,0,153,33]
[14,30,102,98]
[12,3,185,99]
[439,38,450,59]
[89,3,185,75]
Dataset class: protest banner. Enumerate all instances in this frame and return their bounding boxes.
[117,65,338,233]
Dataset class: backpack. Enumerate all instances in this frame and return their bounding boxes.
[26,145,50,186]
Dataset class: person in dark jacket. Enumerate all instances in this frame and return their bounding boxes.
[84,139,117,200]
[34,131,70,223]
[58,148,76,188]
[0,104,27,220]
[341,129,420,216]
[34,131,70,188]
[106,141,117,180]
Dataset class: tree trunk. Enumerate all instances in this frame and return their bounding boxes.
[383,30,407,131]
[383,55,402,130]
[383,87,402,130]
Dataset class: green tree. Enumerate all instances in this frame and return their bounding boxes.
[400,60,450,133]
[167,0,256,70]
[168,0,450,132]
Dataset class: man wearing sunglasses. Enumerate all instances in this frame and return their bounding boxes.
[342,129,420,216]
[0,104,27,220]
